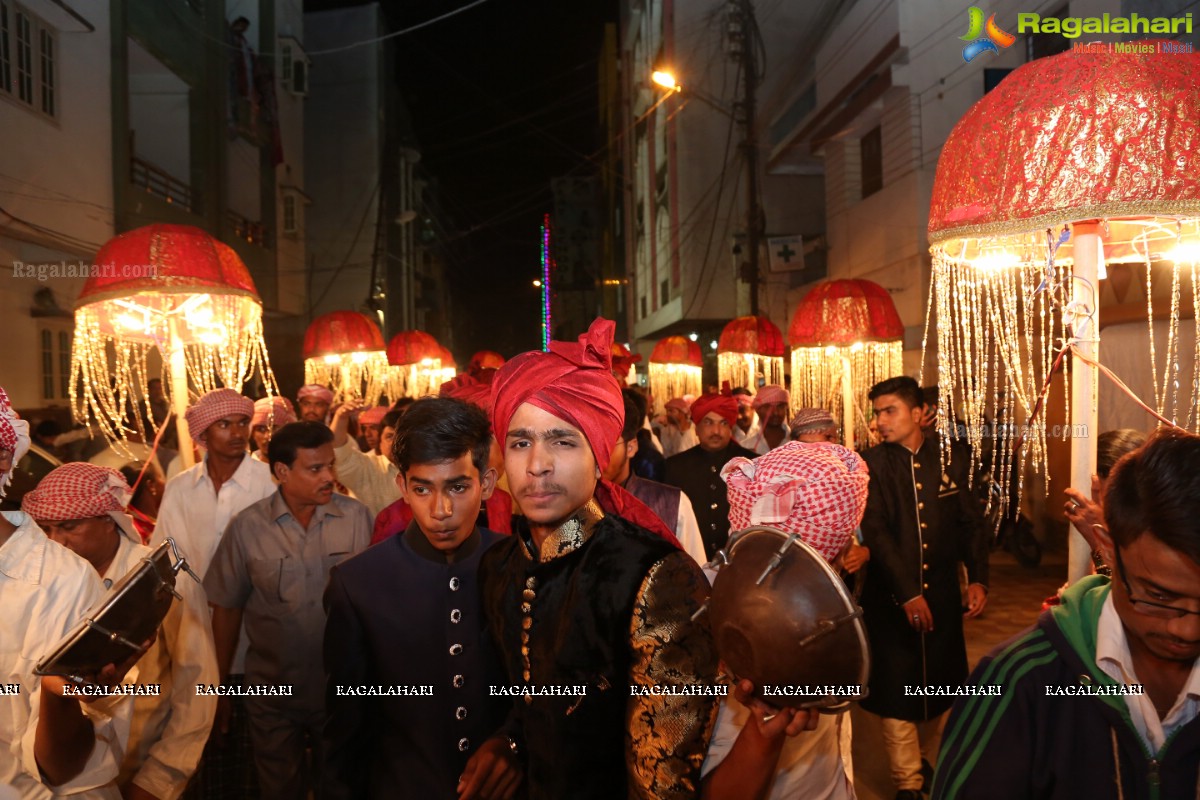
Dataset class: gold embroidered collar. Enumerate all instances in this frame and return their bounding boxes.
[522,499,605,563]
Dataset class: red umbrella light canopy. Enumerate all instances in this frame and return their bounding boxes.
[929,41,1200,243]
[71,223,276,447]
[788,279,904,348]
[650,336,703,367]
[386,330,443,366]
[718,315,785,357]
[302,311,386,359]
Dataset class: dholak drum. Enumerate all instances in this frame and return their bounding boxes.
[708,526,869,710]
[35,538,198,683]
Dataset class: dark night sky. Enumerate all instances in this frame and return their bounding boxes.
[321,0,619,359]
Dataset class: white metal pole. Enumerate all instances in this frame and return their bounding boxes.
[1068,225,1102,583]
[841,354,855,450]
[168,317,194,469]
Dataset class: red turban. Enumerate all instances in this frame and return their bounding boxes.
[491,319,624,470]
[491,318,680,547]
[440,369,496,413]
[721,441,869,562]
[185,388,255,444]
[690,392,738,427]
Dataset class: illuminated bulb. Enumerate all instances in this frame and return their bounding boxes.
[710,340,718,350]
[825,345,837,356]
[323,354,341,365]
[970,251,1019,271]
[850,341,865,352]
[186,303,214,328]
[688,332,699,342]
[532,279,542,288]
[350,351,369,364]
[419,358,434,367]
[114,313,143,332]
[651,70,679,91]
[1168,238,1200,264]
[197,329,226,346]
[665,364,677,374]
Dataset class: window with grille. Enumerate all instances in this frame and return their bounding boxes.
[0,3,57,119]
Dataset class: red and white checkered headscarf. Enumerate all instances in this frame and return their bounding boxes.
[665,396,693,414]
[358,405,389,427]
[0,387,30,498]
[721,441,869,562]
[297,384,334,404]
[251,396,297,429]
[752,384,790,409]
[22,462,138,539]
[184,388,254,445]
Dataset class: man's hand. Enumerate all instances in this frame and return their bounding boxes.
[903,596,934,633]
[1063,487,1105,551]
[732,679,818,739]
[330,400,365,448]
[41,633,156,704]
[842,543,869,574]
[457,734,522,800]
[963,583,988,618]
[212,696,233,746]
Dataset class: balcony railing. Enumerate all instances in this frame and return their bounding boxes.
[131,156,194,212]
[227,209,269,247]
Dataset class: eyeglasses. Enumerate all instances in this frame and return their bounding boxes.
[1112,544,1200,619]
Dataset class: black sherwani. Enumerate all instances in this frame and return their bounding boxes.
[322,525,508,799]
[859,436,989,720]
[480,501,718,800]
[663,441,759,559]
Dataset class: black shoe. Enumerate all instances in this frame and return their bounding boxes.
[895,791,923,800]
[921,758,934,793]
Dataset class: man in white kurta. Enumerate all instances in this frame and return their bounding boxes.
[0,387,132,798]
[23,462,218,800]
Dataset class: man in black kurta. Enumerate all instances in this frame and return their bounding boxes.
[322,398,517,799]
[858,377,990,800]
[482,319,718,800]
[664,391,758,559]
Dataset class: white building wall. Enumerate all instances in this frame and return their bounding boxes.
[0,0,113,410]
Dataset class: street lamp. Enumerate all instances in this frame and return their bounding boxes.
[651,70,681,92]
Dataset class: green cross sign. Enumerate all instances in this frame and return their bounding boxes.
[776,243,797,263]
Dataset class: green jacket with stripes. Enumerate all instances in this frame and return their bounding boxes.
[931,575,1200,800]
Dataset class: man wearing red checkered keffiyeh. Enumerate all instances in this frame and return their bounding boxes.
[700,441,869,800]
[22,462,135,576]
[25,462,220,799]
[0,388,140,796]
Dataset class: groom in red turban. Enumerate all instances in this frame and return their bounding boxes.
[481,318,718,800]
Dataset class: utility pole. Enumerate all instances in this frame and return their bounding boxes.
[729,0,762,316]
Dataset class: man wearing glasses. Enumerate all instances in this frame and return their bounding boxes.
[664,388,758,560]
[932,427,1200,799]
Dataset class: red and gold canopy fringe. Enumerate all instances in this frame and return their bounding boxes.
[302,311,389,405]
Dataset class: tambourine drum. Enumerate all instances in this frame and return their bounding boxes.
[708,526,870,710]
[35,539,192,681]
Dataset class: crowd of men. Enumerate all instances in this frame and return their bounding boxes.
[1,316,1198,800]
